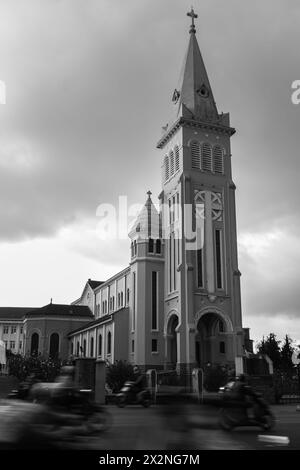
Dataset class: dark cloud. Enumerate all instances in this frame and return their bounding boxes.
[0,0,299,333]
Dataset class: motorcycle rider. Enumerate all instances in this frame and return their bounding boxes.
[132,365,147,400]
[232,373,256,418]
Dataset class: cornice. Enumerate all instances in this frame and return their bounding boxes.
[157,117,236,149]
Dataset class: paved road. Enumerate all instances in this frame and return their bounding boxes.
[63,403,300,450]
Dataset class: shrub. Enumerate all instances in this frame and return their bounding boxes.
[106,360,135,393]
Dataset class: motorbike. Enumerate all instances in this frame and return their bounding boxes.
[218,380,275,431]
[116,381,152,408]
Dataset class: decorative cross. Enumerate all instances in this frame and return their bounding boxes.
[187,7,198,33]
[147,190,152,198]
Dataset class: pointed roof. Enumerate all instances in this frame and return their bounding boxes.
[128,191,161,240]
[174,8,218,122]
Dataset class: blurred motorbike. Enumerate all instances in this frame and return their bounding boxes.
[116,381,152,408]
[29,383,111,438]
[218,380,275,431]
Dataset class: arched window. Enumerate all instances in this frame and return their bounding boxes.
[134,240,137,256]
[90,337,94,357]
[127,288,130,303]
[169,151,175,176]
[83,339,87,357]
[121,292,123,306]
[30,332,39,356]
[164,156,169,181]
[191,141,201,169]
[174,145,180,172]
[76,341,80,356]
[49,332,59,359]
[202,142,212,171]
[220,341,226,354]
[213,145,224,174]
[118,293,121,307]
[156,239,161,254]
[131,241,134,257]
[105,300,107,313]
[148,238,154,253]
[107,332,112,355]
[112,297,115,311]
[98,334,102,356]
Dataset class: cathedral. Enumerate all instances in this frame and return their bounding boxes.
[0,10,250,374]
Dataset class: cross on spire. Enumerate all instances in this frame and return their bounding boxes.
[147,190,152,199]
[187,7,198,34]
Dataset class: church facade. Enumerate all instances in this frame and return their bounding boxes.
[68,9,245,373]
[0,10,248,373]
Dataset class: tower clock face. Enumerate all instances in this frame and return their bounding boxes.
[197,84,209,98]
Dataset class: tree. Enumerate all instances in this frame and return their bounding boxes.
[280,335,295,375]
[257,333,281,370]
[106,360,135,393]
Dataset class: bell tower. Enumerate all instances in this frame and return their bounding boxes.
[158,9,244,374]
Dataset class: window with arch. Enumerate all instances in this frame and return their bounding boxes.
[127,288,130,303]
[30,332,39,356]
[164,156,169,181]
[191,140,201,169]
[90,337,94,357]
[107,331,112,355]
[98,334,102,356]
[148,238,154,253]
[213,145,224,174]
[202,142,212,171]
[169,151,175,176]
[174,145,180,172]
[49,332,59,359]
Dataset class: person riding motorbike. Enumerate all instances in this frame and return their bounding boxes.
[229,374,256,419]
[132,366,147,399]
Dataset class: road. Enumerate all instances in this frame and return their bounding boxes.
[64,403,300,451]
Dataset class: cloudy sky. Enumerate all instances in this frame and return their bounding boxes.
[0,0,299,347]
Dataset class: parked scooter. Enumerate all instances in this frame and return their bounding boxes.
[116,381,152,408]
[218,380,275,431]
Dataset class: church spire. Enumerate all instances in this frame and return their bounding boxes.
[173,8,219,122]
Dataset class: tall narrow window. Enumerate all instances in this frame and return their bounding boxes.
[169,151,175,176]
[213,146,224,174]
[148,238,154,253]
[151,339,158,353]
[76,341,80,356]
[83,339,87,357]
[164,156,169,181]
[220,341,226,354]
[191,141,201,169]
[127,288,130,304]
[132,272,136,331]
[152,271,158,330]
[156,239,161,254]
[121,292,123,306]
[98,334,102,356]
[169,199,172,224]
[173,235,176,291]
[202,142,212,171]
[90,337,94,357]
[197,248,203,288]
[132,340,135,353]
[215,229,223,289]
[174,145,180,172]
[131,242,134,257]
[134,240,137,256]
[169,235,172,292]
[107,332,111,355]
